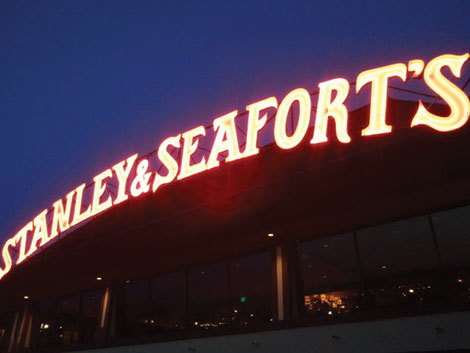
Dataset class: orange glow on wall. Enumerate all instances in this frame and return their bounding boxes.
[91,169,113,216]
[112,154,138,205]
[411,53,470,132]
[50,190,75,240]
[274,88,311,149]
[178,126,207,179]
[25,210,50,258]
[71,183,92,227]
[311,78,351,144]
[207,110,243,169]
[14,222,33,265]
[356,63,408,136]
[153,134,181,192]
[243,97,278,157]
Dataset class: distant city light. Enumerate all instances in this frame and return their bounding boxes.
[268,233,274,237]
[96,277,103,281]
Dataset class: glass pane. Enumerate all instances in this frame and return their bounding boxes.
[432,206,470,268]
[298,233,361,319]
[357,216,437,277]
[36,300,57,348]
[299,233,360,291]
[80,289,103,344]
[151,271,186,332]
[230,252,273,328]
[55,294,80,345]
[189,262,229,330]
[124,279,151,336]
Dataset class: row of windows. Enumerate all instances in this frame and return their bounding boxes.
[13,205,470,351]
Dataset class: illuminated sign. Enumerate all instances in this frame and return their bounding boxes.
[0,52,469,281]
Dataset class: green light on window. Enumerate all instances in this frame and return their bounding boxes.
[240,296,247,303]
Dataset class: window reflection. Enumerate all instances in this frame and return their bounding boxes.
[357,217,443,313]
[36,300,56,348]
[304,290,360,318]
[151,271,186,332]
[55,294,80,345]
[80,290,103,344]
[357,216,437,277]
[124,279,151,336]
[230,252,273,328]
[298,233,361,319]
[189,262,229,330]
[432,206,470,268]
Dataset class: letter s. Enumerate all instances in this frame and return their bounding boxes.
[411,53,470,132]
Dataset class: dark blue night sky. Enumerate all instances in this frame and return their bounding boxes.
[0,0,469,240]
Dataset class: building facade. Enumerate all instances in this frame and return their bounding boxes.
[0,92,470,352]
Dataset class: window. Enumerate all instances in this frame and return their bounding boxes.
[151,271,186,332]
[357,216,437,277]
[55,294,80,345]
[123,279,151,336]
[432,206,470,268]
[189,262,229,330]
[432,206,470,306]
[36,300,57,348]
[357,217,440,311]
[298,233,361,319]
[80,289,103,344]
[230,252,273,328]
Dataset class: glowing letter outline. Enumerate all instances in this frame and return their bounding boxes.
[411,53,470,132]
[311,78,351,144]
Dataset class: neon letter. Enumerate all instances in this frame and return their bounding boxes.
[153,134,181,192]
[178,126,207,179]
[274,88,311,149]
[25,209,50,257]
[242,97,278,157]
[14,222,33,264]
[356,63,407,135]
[411,53,470,132]
[71,183,92,226]
[50,190,75,239]
[311,78,351,144]
[408,59,425,79]
[0,238,16,280]
[112,154,138,205]
[130,159,151,197]
[91,169,113,216]
[207,110,243,169]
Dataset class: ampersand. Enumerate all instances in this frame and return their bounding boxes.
[130,159,151,197]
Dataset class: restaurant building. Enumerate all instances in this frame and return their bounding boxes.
[0,53,469,352]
